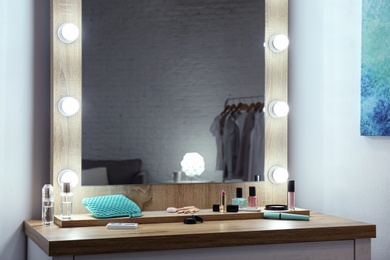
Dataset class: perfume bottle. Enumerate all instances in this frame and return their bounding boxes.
[247,186,258,208]
[232,187,247,208]
[60,182,73,219]
[42,184,54,226]
[288,180,295,210]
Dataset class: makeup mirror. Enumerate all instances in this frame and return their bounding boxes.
[82,0,266,184]
[50,0,288,213]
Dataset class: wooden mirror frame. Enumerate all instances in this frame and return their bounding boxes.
[50,0,288,214]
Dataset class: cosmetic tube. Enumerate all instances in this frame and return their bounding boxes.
[232,187,247,208]
[263,212,309,221]
[247,186,257,208]
[219,190,227,213]
[288,180,295,210]
[42,184,54,226]
[239,207,262,212]
[60,182,73,219]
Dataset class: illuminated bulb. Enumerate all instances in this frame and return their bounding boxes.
[180,152,205,177]
[57,169,79,188]
[58,97,80,116]
[269,34,289,52]
[268,166,289,184]
[58,23,80,43]
[269,100,289,118]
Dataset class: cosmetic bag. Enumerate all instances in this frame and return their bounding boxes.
[82,194,142,218]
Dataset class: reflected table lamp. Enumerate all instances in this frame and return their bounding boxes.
[180,152,205,181]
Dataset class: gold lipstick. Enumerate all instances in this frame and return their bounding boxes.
[219,190,227,213]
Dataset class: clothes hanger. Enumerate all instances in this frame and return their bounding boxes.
[221,104,235,115]
[254,102,264,112]
[239,102,250,112]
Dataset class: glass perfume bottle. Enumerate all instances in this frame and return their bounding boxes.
[60,182,73,219]
[42,184,54,226]
[232,187,247,208]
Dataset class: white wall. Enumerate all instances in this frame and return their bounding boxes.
[0,0,50,259]
[1,0,389,259]
[289,0,390,259]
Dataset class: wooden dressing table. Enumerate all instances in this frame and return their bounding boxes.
[25,211,375,260]
[36,0,377,258]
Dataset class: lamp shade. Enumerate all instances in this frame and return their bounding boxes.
[180,152,205,177]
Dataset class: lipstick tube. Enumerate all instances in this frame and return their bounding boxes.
[288,180,295,210]
[219,190,227,213]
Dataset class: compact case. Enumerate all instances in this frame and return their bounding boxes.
[265,204,288,211]
[212,204,239,212]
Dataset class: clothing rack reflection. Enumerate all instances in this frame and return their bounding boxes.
[222,95,265,116]
[224,95,264,106]
[210,95,265,182]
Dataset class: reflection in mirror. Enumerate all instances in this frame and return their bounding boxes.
[81,0,266,184]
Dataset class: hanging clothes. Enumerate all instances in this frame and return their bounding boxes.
[248,110,265,181]
[210,97,265,182]
[235,109,256,181]
[209,114,224,171]
[222,114,240,180]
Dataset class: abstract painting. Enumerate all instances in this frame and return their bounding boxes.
[361,0,390,136]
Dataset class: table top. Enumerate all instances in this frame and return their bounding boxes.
[25,211,376,256]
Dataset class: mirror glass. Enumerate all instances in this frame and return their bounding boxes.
[81,0,266,185]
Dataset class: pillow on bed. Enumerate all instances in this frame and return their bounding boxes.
[106,159,142,184]
[82,167,109,185]
[82,159,142,184]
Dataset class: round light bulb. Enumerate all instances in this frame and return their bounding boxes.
[57,169,79,188]
[269,34,289,52]
[268,166,289,184]
[269,100,289,118]
[58,97,80,116]
[58,23,80,44]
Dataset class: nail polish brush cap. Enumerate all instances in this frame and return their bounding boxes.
[236,187,243,198]
[249,186,256,196]
[288,180,295,192]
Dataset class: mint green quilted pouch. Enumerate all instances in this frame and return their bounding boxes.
[82,194,142,218]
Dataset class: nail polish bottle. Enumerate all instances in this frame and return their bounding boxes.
[232,187,247,208]
[42,184,54,226]
[288,180,295,210]
[247,186,257,208]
